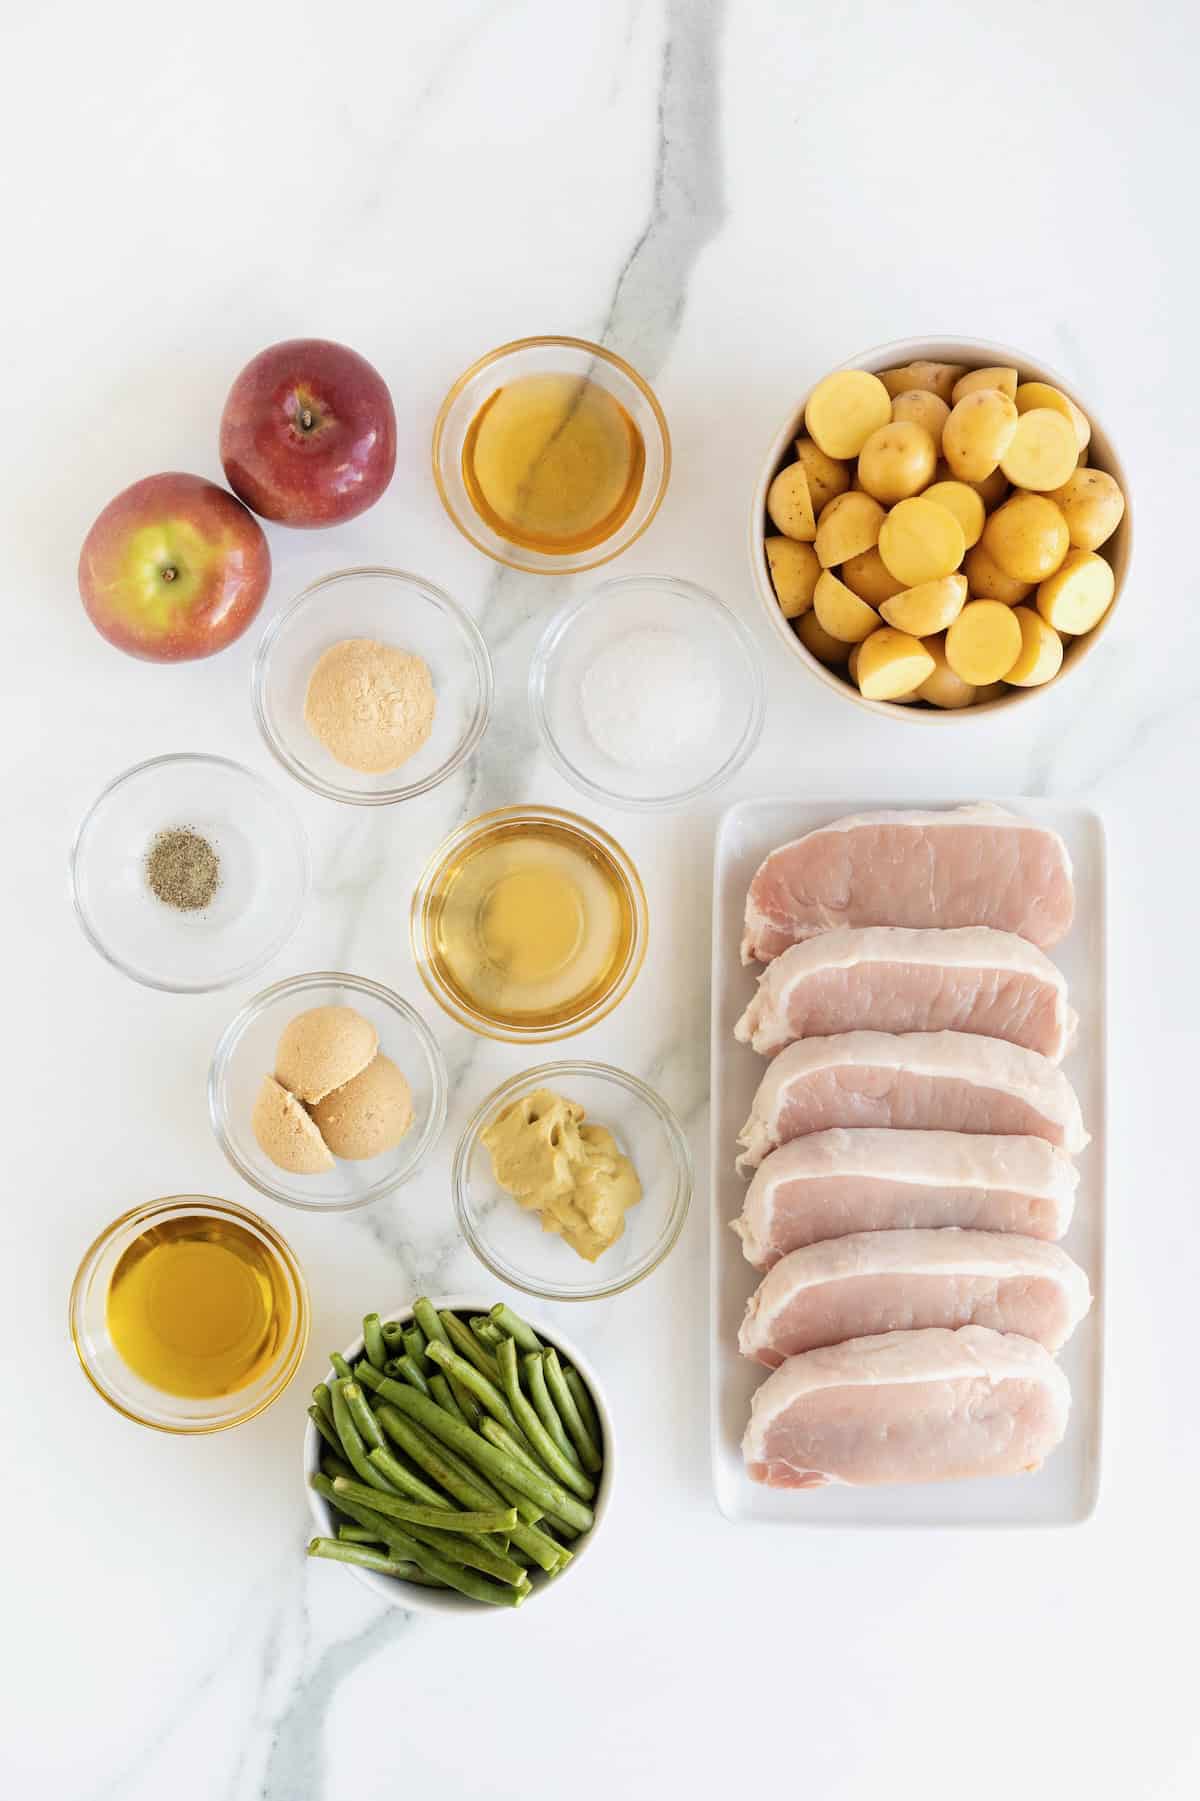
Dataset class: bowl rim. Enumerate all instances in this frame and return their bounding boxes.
[69,1192,310,1433]
[69,750,311,993]
[302,1295,615,1614]
[431,335,672,575]
[748,333,1134,722]
[528,573,767,812]
[409,804,649,1043]
[452,1059,694,1300]
[208,970,449,1212]
[251,565,495,806]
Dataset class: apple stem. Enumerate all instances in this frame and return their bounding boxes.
[300,408,315,431]
[162,566,178,582]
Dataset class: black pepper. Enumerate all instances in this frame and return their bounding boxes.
[145,827,221,912]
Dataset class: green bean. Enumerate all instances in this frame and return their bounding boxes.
[429,1373,466,1424]
[342,1381,387,1452]
[489,1302,543,1351]
[496,1337,595,1501]
[398,1521,528,1588]
[366,1443,458,1511]
[309,1537,445,1582]
[381,1320,407,1355]
[374,1409,559,1570]
[320,1452,356,1484]
[312,1383,336,1425]
[310,1477,525,1606]
[424,1338,527,1439]
[450,1379,482,1427]
[412,1297,450,1348]
[308,1405,344,1461]
[332,1478,517,1538]
[329,1352,354,1383]
[522,1351,579,1467]
[330,1381,397,1493]
[337,1525,383,1545]
[543,1347,603,1473]
[440,1310,502,1382]
[470,1316,506,1347]
[395,1354,432,1397]
[479,1421,581,1541]
[380,1384,594,1533]
[402,1325,428,1367]
[563,1366,602,1451]
[362,1313,388,1371]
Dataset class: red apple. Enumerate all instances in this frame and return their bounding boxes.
[78,473,271,662]
[219,338,397,527]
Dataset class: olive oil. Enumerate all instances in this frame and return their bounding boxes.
[105,1214,293,1399]
[426,817,637,1029]
[461,371,645,554]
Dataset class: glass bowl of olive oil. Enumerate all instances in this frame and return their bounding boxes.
[432,337,671,574]
[411,805,648,1043]
[69,1195,309,1432]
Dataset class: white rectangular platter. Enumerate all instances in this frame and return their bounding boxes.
[710,797,1105,1527]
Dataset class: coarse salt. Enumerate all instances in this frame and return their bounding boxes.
[580,627,721,769]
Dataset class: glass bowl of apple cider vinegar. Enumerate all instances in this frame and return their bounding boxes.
[412,805,648,1042]
[69,1196,309,1432]
[432,338,671,574]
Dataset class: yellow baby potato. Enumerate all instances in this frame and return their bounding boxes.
[923,479,985,549]
[878,496,966,586]
[766,462,817,541]
[793,437,851,515]
[814,569,880,643]
[814,490,885,567]
[942,389,1019,483]
[1005,607,1064,687]
[805,370,893,459]
[973,682,1006,704]
[840,546,906,606]
[878,361,965,403]
[951,365,1019,403]
[1036,548,1116,634]
[857,421,938,504]
[880,573,967,636]
[981,493,1070,584]
[795,607,851,666]
[765,536,821,619]
[1047,467,1125,551]
[890,389,950,454]
[945,600,1023,685]
[999,407,1079,491]
[963,542,1033,604]
[916,635,977,709]
[1014,381,1091,451]
[855,627,935,701]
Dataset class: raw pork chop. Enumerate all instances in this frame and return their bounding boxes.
[741,803,1074,963]
[738,1228,1091,1365]
[734,1129,1078,1268]
[735,926,1074,1060]
[742,1325,1070,1488]
[737,1030,1087,1170]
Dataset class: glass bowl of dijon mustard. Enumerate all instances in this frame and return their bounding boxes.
[452,1062,692,1301]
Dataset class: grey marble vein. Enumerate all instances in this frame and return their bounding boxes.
[260,1606,413,1801]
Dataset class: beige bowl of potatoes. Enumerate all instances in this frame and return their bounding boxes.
[750,337,1131,717]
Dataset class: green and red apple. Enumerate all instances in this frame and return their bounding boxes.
[78,473,271,662]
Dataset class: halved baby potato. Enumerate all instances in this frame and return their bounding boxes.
[916,634,977,709]
[982,493,1070,584]
[1000,407,1079,491]
[1005,607,1064,687]
[1014,381,1090,452]
[1047,467,1125,551]
[856,420,938,504]
[814,569,880,643]
[765,536,821,618]
[814,490,885,567]
[878,496,966,586]
[880,573,967,636]
[840,546,906,606]
[766,462,817,540]
[805,370,893,459]
[854,627,935,701]
[951,365,1019,403]
[945,599,1023,685]
[963,542,1033,604]
[793,437,851,514]
[923,479,985,549]
[1036,548,1115,634]
[795,607,851,666]
[942,389,1019,483]
[890,389,950,455]
[878,361,965,403]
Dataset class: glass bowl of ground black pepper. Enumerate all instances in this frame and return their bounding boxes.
[70,753,310,992]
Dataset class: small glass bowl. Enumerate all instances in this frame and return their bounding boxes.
[209,972,448,1211]
[69,1194,309,1433]
[530,575,766,811]
[453,1063,692,1300]
[70,753,309,993]
[252,567,493,805]
[410,805,648,1044]
[432,336,671,575]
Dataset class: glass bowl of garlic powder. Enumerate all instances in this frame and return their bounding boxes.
[453,1061,692,1301]
[529,574,765,811]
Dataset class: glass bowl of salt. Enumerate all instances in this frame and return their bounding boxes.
[529,575,765,811]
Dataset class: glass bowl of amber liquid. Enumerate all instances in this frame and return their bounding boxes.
[411,805,648,1043]
[432,337,671,574]
[69,1195,309,1432]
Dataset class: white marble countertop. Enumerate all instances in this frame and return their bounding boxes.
[5,1,1198,1796]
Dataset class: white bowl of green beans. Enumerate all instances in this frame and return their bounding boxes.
[303,1295,614,1613]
